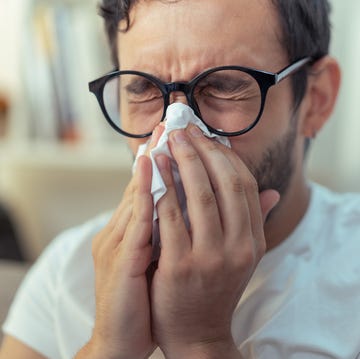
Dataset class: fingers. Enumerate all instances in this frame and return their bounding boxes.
[123,155,153,250]
[92,187,133,261]
[159,124,279,257]
[93,125,165,270]
[146,124,165,156]
[151,127,278,352]
[155,154,191,260]
[104,125,164,236]
[184,126,254,243]
[90,155,155,358]
[205,141,279,249]
[216,146,279,259]
[259,190,281,223]
[166,129,223,251]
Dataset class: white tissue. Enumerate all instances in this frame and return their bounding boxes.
[133,103,230,260]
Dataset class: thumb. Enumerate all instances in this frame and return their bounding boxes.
[259,189,280,224]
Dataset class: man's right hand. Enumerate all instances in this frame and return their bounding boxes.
[76,127,164,359]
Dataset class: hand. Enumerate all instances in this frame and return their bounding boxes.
[81,128,164,359]
[151,124,280,358]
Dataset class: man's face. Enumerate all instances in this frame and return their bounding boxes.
[118,0,305,196]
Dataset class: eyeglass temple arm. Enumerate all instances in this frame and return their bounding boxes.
[275,57,313,83]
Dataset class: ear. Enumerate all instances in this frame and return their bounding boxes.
[300,56,341,138]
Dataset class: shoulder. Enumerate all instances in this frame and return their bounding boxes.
[14,210,111,297]
[309,186,360,350]
[38,210,113,305]
[52,211,113,300]
[2,212,112,358]
[310,183,360,257]
[48,211,112,263]
[311,183,360,235]
[310,183,360,293]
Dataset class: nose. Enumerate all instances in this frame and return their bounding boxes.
[162,81,195,122]
[169,92,189,106]
[165,81,192,107]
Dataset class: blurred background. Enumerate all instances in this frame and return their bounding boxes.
[0,0,359,275]
[0,0,359,341]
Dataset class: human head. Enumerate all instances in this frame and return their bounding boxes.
[95,0,340,205]
[99,0,332,109]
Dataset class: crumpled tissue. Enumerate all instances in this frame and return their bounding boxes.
[133,103,230,261]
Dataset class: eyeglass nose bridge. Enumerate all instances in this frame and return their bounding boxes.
[162,81,196,115]
[165,81,190,94]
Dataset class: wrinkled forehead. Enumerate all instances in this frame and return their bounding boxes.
[118,0,287,74]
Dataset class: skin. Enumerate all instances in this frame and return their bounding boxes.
[0,0,340,358]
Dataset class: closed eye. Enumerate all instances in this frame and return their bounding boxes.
[198,72,254,95]
[122,77,162,102]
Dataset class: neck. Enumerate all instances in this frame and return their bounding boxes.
[264,172,311,251]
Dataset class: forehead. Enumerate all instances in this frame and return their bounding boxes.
[118,0,286,77]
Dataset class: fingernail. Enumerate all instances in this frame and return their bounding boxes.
[188,125,203,138]
[172,130,188,144]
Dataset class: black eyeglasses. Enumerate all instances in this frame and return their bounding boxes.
[89,57,313,138]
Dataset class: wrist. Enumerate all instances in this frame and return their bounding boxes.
[163,337,243,359]
[75,338,147,359]
[75,340,102,359]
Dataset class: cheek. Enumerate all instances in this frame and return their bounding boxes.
[228,135,265,170]
[227,89,295,168]
[262,80,294,131]
[232,81,295,148]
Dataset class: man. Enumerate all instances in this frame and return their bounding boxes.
[1,0,359,358]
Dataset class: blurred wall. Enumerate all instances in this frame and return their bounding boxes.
[0,0,359,260]
[0,0,24,96]
[0,0,358,190]
[307,0,360,192]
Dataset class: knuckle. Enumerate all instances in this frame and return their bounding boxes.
[132,195,152,222]
[171,262,190,278]
[161,205,183,223]
[132,181,140,194]
[225,174,258,195]
[160,169,174,188]
[197,188,216,206]
[124,178,136,196]
[202,253,226,273]
[164,256,192,278]
[244,177,259,193]
[92,228,118,266]
[229,174,245,194]
[232,243,257,270]
[243,246,256,265]
[203,138,218,152]
[182,147,199,162]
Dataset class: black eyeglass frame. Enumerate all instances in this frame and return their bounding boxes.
[89,57,314,138]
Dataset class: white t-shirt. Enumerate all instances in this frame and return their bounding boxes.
[2,183,360,358]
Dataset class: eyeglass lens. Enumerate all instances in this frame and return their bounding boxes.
[102,70,262,136]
